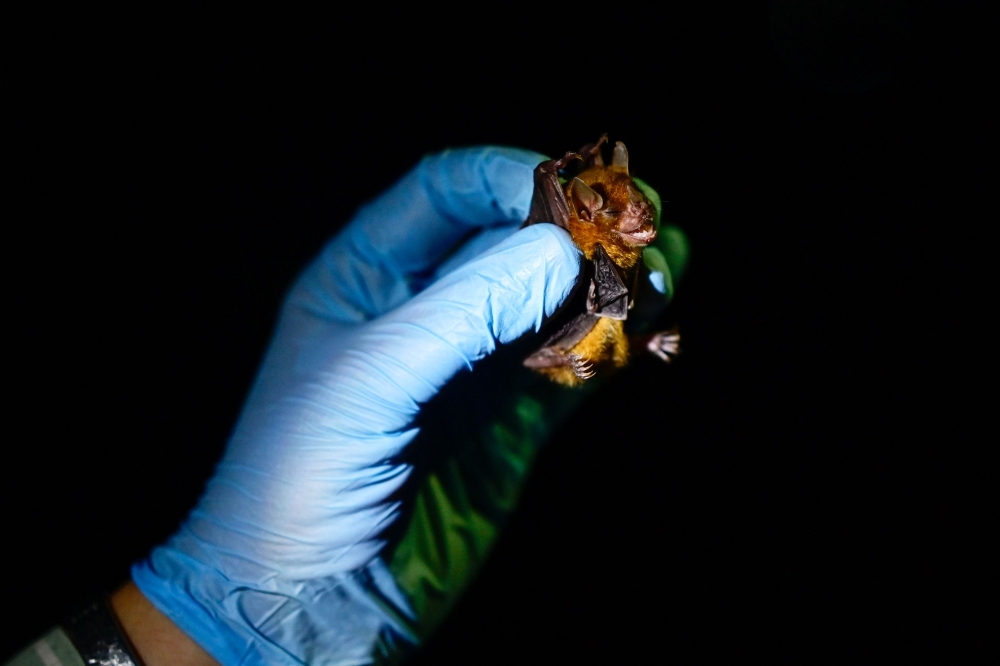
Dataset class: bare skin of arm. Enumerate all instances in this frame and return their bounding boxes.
[110,581,219,666]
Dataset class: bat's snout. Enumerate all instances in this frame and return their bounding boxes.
[615,203,657,246]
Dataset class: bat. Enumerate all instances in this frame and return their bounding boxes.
[522,135,680,386]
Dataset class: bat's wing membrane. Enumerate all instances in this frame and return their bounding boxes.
[588,244,629,320]
[523,153,579,230]
[577,133,608,169]
[523,313,599,368]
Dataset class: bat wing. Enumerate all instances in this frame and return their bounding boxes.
[523,312,600,368]
[578,133,608,169]
[523,152,579,230]
[587,244,630,320]
[543,312,599,351]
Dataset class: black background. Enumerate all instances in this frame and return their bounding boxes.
[5,3,996,662]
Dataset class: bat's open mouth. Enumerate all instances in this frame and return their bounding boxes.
[616,228,657,246]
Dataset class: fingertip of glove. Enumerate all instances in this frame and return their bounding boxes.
[508,223,581,273]
[478,225,581,330]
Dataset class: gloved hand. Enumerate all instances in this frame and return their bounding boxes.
[131,147,585,665]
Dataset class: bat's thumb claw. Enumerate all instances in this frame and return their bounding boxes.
[555,152,583,169]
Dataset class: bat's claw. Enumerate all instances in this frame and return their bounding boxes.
[647,327,680,363]
[553,151,582,171]
[568,354,596,380]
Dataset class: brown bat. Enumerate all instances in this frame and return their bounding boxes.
[523,135,680,386]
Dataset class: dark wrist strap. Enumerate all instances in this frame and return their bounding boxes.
[62,597,142,666]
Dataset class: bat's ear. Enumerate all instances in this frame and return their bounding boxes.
[612,141,629,173]
[569,178,603,222]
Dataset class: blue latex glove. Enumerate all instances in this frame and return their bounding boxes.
[132,147,582,665]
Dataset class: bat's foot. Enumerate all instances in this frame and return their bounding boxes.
[524,348,596,385]
[568,354,596,380]
[646,327,680,362]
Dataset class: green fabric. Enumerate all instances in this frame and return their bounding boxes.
[385,363,595,645]
[642,226,689,301]
[4,628,85,666]
[657,225,690,284]
[642,245,676,300]
[634,176,689,300]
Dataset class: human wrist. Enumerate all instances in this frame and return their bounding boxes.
[110,581,217,666]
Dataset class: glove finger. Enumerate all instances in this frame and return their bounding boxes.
[323,224,580,433]
[426,221,521,284]
[288,147,547,322]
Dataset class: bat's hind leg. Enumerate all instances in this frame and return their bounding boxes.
[634,327,680,362]
[524,348,595,381]
[524,348,596,379]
